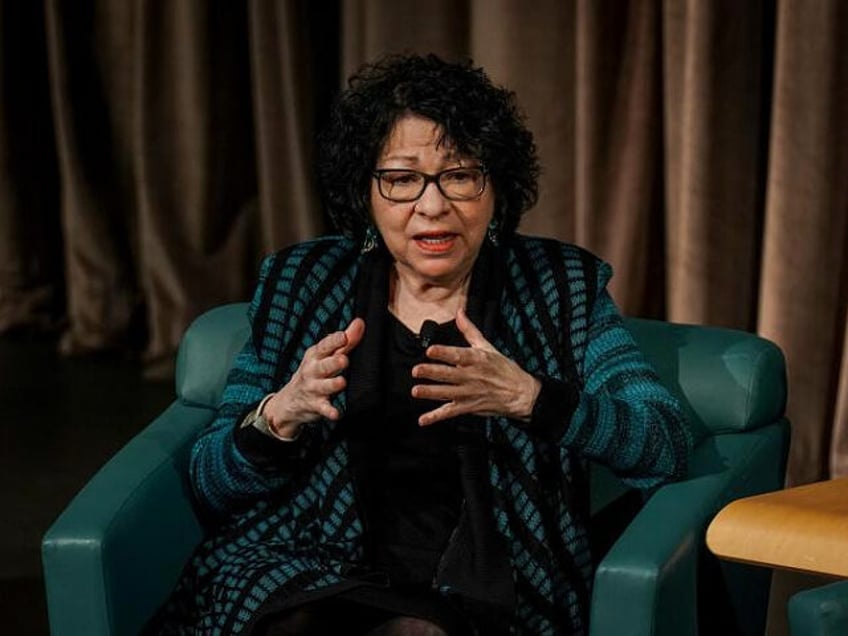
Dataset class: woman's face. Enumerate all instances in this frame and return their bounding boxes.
[370,114,495,288]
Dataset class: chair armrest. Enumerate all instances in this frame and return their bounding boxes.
[589,418,789,636]
[789,580,848,636]
[42,402,213,636]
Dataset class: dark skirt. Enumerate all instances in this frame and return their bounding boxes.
[253,583,473,635]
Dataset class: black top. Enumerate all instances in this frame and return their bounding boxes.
[350,311,466,588]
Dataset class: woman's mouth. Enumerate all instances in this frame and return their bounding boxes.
[413,232,457,253]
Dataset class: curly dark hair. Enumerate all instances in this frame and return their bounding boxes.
[316,53,539,241]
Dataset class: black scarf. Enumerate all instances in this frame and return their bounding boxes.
[345,242,515,635]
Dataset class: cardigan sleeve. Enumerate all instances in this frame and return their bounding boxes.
[189,252,312,517]
[531,261,693,490]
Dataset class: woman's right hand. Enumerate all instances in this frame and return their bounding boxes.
[262,318,366,439]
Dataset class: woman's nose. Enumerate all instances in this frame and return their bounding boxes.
[414,181,450,216]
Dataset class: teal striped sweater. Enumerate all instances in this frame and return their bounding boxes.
[156,235,691,635]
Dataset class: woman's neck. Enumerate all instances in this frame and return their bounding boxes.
[389,265,470,331]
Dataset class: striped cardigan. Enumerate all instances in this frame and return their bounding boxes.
[157,234,691,635]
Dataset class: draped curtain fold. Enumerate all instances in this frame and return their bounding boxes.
[759,0,848,483]
[0,0,845,483]
[0,1,61,333]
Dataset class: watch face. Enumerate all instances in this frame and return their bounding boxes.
[241,407,270,435]
[241,401,299,441]
[254,413,273,435]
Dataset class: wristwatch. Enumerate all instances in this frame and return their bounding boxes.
[241,393,300,441]
[241,393,277,437]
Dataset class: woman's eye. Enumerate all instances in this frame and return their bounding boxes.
[385,173,419,186]
[443,170,473,183]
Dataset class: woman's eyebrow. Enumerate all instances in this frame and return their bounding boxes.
[379,152,465,166]
[379,154,421,164]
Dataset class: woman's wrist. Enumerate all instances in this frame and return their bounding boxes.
[234,395,306,468]
[243,392,304,442]
[514,373,542,422]
[262,393,306,441]
[267,419,304,441]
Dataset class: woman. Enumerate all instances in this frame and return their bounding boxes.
[154,54,691,635]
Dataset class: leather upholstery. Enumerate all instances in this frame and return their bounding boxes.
[176,303,251,408]
[788,580,848,636]
[625,318,787,440]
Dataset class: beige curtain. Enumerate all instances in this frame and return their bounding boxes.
[758,0,848,485]
[26,1,326,376]
[338,0,848,485]
[0,0,845,482]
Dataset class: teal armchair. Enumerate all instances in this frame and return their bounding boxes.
[42,303,790,635]
[789,580,848,635]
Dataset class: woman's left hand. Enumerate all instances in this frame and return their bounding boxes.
[411,308,542,426]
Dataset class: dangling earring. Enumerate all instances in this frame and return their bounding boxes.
[361,225,378,253]
[487,220,500,246]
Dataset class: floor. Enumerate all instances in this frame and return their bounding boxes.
[0,334,173,635]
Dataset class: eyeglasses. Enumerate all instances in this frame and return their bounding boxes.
[371,166,487,202]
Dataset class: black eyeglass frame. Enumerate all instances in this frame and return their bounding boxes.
[371,166,488,202]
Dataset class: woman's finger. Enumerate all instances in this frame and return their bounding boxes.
[412,362,461,383]
[419,402,460,426]
[311,375,346,396]
[313,330,349,357]
[312,354,348,378]
[411,382,464,402]
[338,318,366,354]
[317,399,341,421]
[456,308,494,350]
[425,344,478,366]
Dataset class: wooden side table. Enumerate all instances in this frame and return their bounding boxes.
[706,477,848,577]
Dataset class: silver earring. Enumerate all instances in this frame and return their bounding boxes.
[487,220,500,246]
[361,225,378,253]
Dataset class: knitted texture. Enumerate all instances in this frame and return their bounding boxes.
[155,235,691,635]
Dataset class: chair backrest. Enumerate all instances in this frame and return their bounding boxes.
[174,303,787,445]
[175,302,251,408]
[625,318,786,444]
